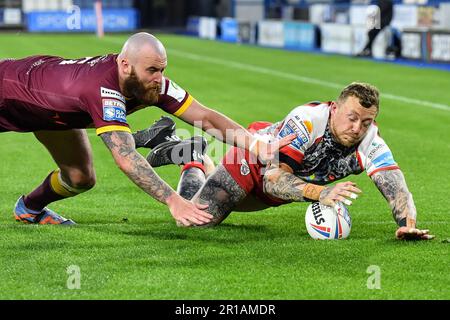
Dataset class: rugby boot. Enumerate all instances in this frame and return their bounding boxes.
[146,136,207,168]
[133,116,180,149]
[14,196,76,225]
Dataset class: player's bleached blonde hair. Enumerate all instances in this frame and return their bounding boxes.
[337,82,380,110]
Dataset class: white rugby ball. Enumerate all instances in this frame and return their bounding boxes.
[305,202,352,240]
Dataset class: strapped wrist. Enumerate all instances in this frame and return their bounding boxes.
[303,183,326,201]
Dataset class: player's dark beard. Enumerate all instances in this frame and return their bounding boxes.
[123,67,161,105]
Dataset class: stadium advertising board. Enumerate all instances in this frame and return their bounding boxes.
[401,29,426,60]
[284,22,317,50]
[320,23,353,55]
[26,9,137,32]
[258,20,284,48]
[392,5,419,30]
[238,22,256,44]
[429,31,450,62]
[198,17,217,40]
[186,16,200,36]
[220,18,238,43]
[1,8,22,26]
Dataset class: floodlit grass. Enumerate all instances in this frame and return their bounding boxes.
[0,33,449,299]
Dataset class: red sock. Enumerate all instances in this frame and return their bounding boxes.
[181,161,205,174]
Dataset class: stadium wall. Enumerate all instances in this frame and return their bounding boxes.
[186,1,450,64]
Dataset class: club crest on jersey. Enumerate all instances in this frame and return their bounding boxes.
[240,159,250,176]
[103,99,127,123]
[100,87,126,103]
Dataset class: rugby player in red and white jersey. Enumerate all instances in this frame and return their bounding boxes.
[0,32,294,226]
[146,82,433,240]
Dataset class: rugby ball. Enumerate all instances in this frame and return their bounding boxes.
[305,202,352,240]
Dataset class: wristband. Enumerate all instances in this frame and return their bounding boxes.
[303,183,326,201]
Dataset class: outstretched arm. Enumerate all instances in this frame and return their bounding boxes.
[100,130,212,226]
[370,169,434,240]
[263,162,361,205]
[179,100,295,162]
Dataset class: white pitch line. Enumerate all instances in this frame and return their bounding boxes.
[168,49,450,112]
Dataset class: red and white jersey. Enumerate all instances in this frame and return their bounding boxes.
[257,101,399,185]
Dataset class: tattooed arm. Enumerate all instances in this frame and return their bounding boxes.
[370,169,416,226]
[371,169,433,240]
[263,163,308,201]
[100,130,212,226]
[263,162,361,205]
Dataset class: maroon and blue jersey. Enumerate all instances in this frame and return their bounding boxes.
[0,54,193,134]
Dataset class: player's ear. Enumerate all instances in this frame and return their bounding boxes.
[119,58,131,75]
[330,101,338,115]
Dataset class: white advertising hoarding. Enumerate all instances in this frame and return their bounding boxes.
[258,20,284,48]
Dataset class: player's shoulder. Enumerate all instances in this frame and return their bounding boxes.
[160,76,187,98]
[80,55,124,99]
[358,122,381,150]
[357,122,390,161]
[286,101,331,136]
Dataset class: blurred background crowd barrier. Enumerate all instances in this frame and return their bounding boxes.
[0,0,449,63]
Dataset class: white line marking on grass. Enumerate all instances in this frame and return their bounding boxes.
[168,49,450,112]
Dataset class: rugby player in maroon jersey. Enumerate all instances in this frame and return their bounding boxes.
[0,32,294,226]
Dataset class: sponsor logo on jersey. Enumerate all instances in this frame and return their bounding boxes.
[240,159,250,176]
[102,99,127,123]
[103,99,125,110]
[371,151,395,168]
[367,142,385,160]
[280,119,310,151]
[301,120,313,134]
[26,59,45,75]
[100,87,126,103]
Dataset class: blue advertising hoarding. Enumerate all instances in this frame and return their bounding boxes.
[284,22,317,50]
[220,18,238,42]
[186,16,200,36]
[26,9,138,32]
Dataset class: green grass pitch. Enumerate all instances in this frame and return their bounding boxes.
[0,33,449,300]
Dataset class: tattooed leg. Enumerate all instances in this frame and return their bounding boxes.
[177,167,206,201]
[192,164,247,226]
[177,154,216,200]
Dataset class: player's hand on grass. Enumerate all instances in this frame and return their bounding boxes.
[167,194,212,227]
[319,181,361,207]
[395,227,435,240]
[255,134,296,163]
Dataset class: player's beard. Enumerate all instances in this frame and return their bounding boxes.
[123,67,161,105]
